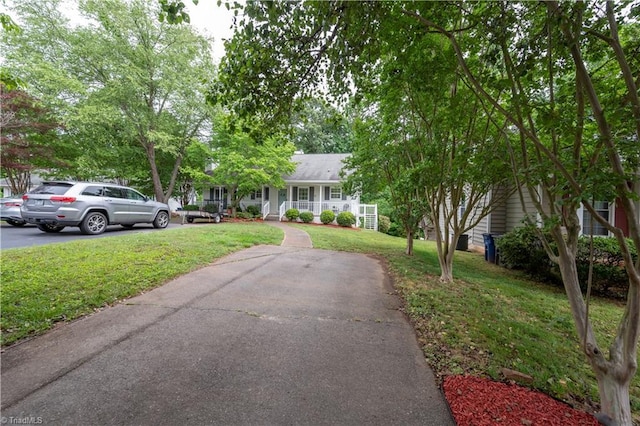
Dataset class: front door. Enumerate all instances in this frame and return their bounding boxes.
[278,189,287,211]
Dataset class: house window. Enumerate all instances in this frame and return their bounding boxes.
[298,187,309,201]
[250,190,262,200]
[330,186,342,200]
[583,201,610,236]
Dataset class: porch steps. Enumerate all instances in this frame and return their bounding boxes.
[264,214,281,222]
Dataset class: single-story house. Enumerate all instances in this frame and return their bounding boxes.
[202,153,378,230]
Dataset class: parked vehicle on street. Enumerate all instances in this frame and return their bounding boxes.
[0,196,26,226]
[21,182,170,235]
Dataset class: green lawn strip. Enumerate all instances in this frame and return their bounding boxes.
[293,224,639,415]
[0,223,282,346]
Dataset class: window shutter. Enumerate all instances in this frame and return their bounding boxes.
[265,187,269,201]
[292,187,298,202]
[309,187,315,202]
[324,187,330,200]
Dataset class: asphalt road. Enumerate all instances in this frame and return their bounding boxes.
[1,243,455,425]
[0,221,182,249]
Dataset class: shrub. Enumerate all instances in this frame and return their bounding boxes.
[495,225,553,278]
[378,215,391,234]
[183,204,200,211]
[245,205,261,217]
[576,236,637,299]
[336,211,356,227]
[236,212,253,220]
[299,211,314,223]
[320,210,335,225]
[496,224,635,299]
[202,204,218,214]
[285,208,300,221]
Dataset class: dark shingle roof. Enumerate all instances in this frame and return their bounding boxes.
[284,153,350,183]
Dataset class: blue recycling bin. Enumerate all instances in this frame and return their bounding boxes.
[483,233,496,263]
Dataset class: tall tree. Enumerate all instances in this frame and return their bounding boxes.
[4,0,215,202]
[210,112,296,215]
[290,98,352,154]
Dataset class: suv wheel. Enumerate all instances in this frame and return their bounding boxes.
[153,211,169,229]
[80,212,108,235]
[37,224,65,233]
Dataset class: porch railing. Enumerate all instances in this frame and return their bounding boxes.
[280,201,355,217]
[262,201,270,219]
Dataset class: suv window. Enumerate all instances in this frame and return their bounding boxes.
[30,182,73,195]
[123,188,146,201]
[103,187,125,198]
[81,186,104,197]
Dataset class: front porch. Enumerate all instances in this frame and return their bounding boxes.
[276,201,378,230]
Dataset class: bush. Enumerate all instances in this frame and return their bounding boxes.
[378,215,391,234]
[236,212,253,220]
[496,224,636,299]
[576,236,637,299]
[183,204,200,211]
[495,225,553,278]
[285,208,300,222]
[320,210,335,225]
[202,204,218,214]
[336,211,356,227]
[245,205,261,217]
[299,211,314,223]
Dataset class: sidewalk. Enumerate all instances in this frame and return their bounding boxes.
[265,220,313,248]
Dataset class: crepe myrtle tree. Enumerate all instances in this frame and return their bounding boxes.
[411,2,640,423]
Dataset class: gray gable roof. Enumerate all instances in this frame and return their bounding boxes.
[284,153,350,183]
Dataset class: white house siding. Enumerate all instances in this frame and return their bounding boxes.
[505,189,539,231]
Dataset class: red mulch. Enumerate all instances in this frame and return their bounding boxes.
[443,375,599,426]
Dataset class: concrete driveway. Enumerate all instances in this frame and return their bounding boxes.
[1,226,454,425]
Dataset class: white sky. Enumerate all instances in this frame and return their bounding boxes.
[183,0,238,61]
[1,0,238,62]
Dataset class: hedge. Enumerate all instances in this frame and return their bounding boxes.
[496,224,636,299]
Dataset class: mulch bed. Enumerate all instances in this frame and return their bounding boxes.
[443,375,599,426]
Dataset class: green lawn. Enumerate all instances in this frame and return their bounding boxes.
[0,223,282,345]
[1,222,637,417]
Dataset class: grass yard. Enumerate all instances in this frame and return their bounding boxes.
[292,224,640,418]
[1,221,637,418]
[0,223,282,346]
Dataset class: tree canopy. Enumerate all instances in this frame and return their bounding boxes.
[3,0,215,202]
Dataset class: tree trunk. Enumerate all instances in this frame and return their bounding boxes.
[405,229,414,255]
[438,250,454,283]
[143,141,165,202]
[553,225,637,425]
[594,367,634,426]
[439,234,457,283]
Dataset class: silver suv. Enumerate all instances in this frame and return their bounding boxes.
[21,181,170,235]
